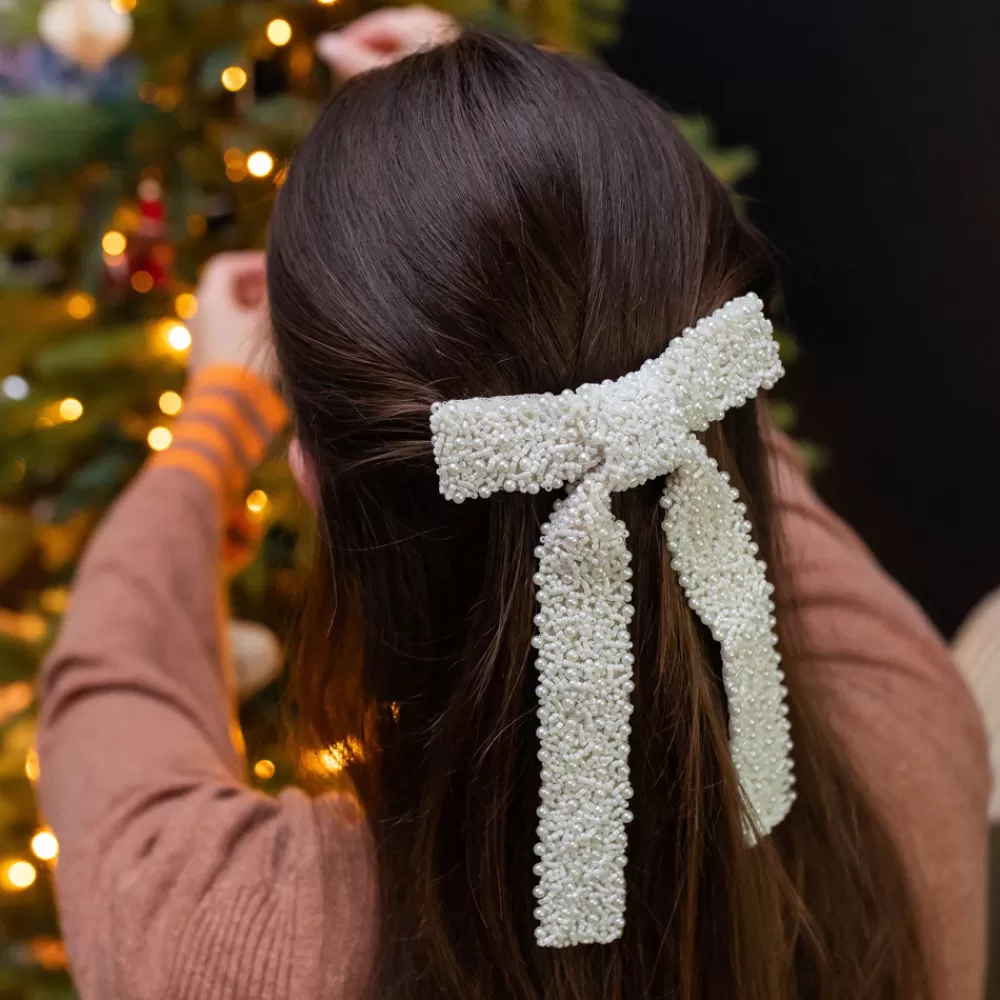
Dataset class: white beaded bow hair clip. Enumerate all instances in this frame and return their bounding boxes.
[430,293,795,948]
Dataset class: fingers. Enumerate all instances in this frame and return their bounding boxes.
[316,32,393,78]
[316,6,458,79]
[200,252,266,311]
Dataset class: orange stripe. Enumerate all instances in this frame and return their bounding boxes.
[170,427,245,494]
[151,449,225,497]
[182,396,267,466]
[187,365,287,435]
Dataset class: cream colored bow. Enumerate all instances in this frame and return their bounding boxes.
[431,294,795,947]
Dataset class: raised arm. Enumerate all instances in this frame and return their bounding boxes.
[37,255,374,999]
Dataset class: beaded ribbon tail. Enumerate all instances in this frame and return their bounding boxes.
[430,293,796,947]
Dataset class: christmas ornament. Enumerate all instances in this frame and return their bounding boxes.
[228,619,283,701]
[38,0,132,72]
[129,178,172,289]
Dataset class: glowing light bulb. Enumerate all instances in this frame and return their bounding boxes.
[147,426,173,452]
[173,292,197,319]
[58,398,83,422]
[166,324,192,351]
[66,292,96,320]
[253,759,276,780]
[246,151,274,178]
[1,375,29,401]
[101,230,127,256]
[2,860,37,891]
[245,489,268,514]
[266,18,292,45]
[221,66,248,92]
[30,830,58,862]
[24,749,39,782]
[158,391,183,416]
[130,270,154,293]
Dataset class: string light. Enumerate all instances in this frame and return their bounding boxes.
[110,0,136,11]
[1,375,29,401]
[246,151,274,178]
[266,18,292,45]
[174,292,198,319]
[30,830,58,863]
[221,66,247,92]
[253,759,276,780]
[147,426,173,451]
[158,391,183,416]
[245,489,268,514]
[130,270,154,293]
[24,748,39,783]
[66,292,95,320]
[166,323,192,351]
[58,398,83,422]
[316,0,339,5]
[302,737,364,776]
[2,860,37,892]
[101,230,127,256]
[40,587,70,615]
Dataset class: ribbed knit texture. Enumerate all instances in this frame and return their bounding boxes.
[37,381,988,999]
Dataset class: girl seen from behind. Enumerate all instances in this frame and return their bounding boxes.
[38,27,988,1000]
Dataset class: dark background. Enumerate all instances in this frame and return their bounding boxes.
[607,0,1000,637]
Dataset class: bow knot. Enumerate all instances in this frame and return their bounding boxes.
[431,293,795,948]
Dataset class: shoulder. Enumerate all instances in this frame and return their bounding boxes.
[767,432,990,999]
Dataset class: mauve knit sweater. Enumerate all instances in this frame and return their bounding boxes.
[37,366,989,999]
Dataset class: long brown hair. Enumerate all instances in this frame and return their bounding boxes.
[267,33,926,1000]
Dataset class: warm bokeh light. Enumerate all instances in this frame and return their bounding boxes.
[174,292,198,319]
[187,214,207,238]
[130,270,154,293]
[40,587,70,615]
[110,0,136,11]
[158,390,183,416]
[288,44,313,78]
[30,830,59,862]
[245,489,269,514]
[253,759,276,780]
[166,323,192,351]
[316,0,339,5]
[221,66,248,92]
[226,164,248,184]
[266,18,292,45]
[24,748,39,783]
[66,292,96,320]
[302,737,364,777]
[101,230,127,256]
[58,398,83,422]
[2,860,37,892]
[147,426,173,452]
[223,147,245,167]
[246,150,274,178]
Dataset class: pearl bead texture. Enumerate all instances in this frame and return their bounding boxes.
[430,294,795,947]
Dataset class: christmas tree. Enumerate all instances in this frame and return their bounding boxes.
[0,2,763,994]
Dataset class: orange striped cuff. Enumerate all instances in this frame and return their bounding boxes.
[151,365,288,500]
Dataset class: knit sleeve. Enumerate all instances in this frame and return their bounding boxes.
[768,433,990,1000]
[36,366,375,1000]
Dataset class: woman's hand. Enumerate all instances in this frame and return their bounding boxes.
[189,251,274,379]
[317,6,458,80]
